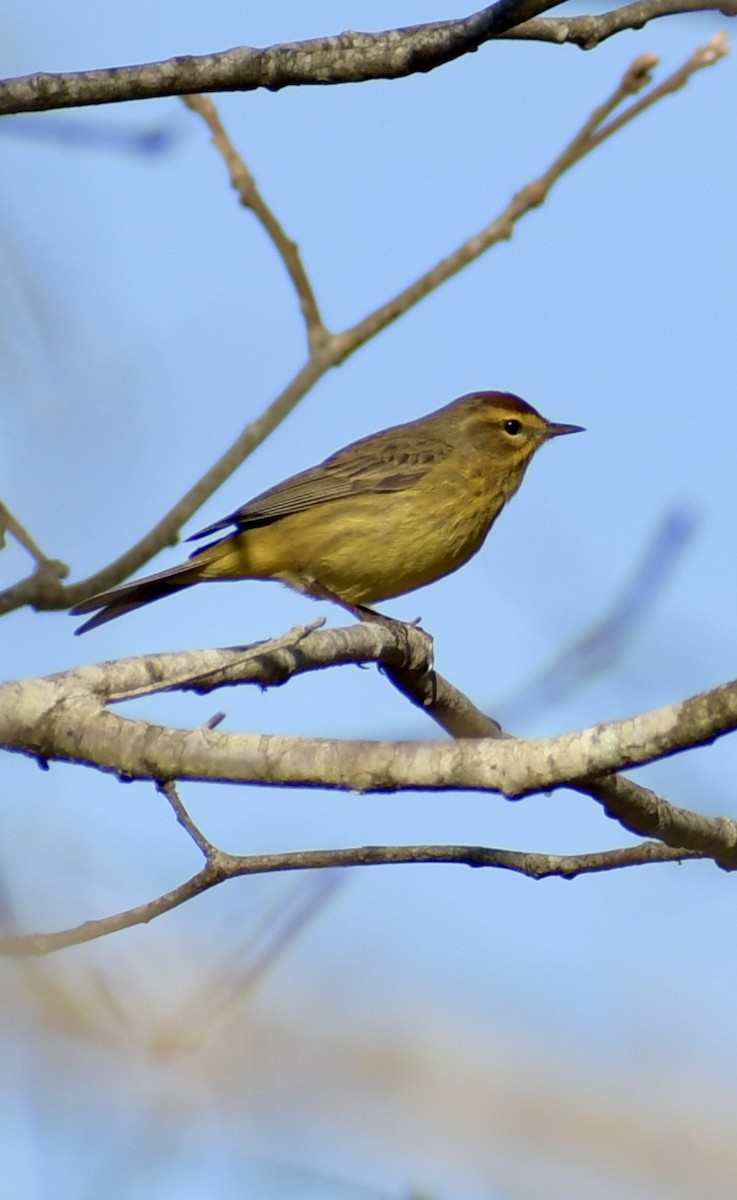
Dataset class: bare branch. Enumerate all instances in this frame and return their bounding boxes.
[3,42,722,621]
[509,1,736,50]
[585,31,730,151]
[0,838,699,957]
[376,631,737,866]
[0,1,566,117]
[0,500,69,608]
[0,608,724,953]
[0,2,732,117]
[182,94,328,352]
[0,355,326,616]
[579,772,737,865]
[3,623,737,868]
[316,38,725,363]
[0,615,729,953]
[157,779,216,858]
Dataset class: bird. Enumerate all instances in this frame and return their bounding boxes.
[71,391,583,634]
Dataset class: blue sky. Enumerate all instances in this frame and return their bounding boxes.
[1,4,736,1198]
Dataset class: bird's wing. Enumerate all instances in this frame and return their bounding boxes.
[187,434,447,542]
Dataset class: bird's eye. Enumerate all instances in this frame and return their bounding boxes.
[503,419,523,436]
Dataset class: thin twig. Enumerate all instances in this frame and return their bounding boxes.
[182,94,327,351]
[0,839,699,956]
[509,2,735,51]
[333,38,720,357]
[0,355,325,615]
[157,779,216,858]
[587,32,730,152]
[0,500,68,578]
[108,619,325,702]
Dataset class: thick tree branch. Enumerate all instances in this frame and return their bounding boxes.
[376,633,737,866]
[578,772,737,863]
[2,623,737,866]
[0,615,727,956]
[0,1,566,117]
[0,2,732,116]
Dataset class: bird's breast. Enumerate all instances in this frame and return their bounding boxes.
[203,462,515,605]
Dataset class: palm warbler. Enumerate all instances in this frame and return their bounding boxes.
[72,391,582,633]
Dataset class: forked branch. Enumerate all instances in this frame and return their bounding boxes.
[0,39,725,618]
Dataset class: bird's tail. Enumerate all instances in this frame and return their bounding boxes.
[71,559,208,634]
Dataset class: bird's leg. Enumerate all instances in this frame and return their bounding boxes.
[306,580,390,625]
[308,581,435,685]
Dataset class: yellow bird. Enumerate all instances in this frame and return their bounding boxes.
[72,391,582,633]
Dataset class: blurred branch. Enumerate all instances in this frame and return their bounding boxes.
[0,41,723,619]
[0,3,732,116]
[153,780,345,1047]
[0,499,64,570]
[500,508,697,726]
[0,114,182,155]
[194,873,344,1025]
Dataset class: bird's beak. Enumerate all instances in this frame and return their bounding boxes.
[545,421,585,439]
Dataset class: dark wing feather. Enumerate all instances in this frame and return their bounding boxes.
[187,435,446,542]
